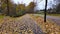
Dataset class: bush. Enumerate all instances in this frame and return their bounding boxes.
[13,10,26,17]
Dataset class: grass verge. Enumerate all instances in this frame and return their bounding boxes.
[47,14,60,17]
[0,15,4,19]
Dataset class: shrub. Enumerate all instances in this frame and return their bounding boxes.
[13,10,26,17]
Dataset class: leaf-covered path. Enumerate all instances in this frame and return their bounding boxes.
[0,14,44,34]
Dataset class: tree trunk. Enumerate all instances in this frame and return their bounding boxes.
[6,0,9,15]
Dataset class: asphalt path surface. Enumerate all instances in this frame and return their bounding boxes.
[33,14,60,26]
[46,16,60,25]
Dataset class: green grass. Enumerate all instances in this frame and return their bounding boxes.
[0,15,4,18]
[37,12,60,17]
[36,11,60,17]
[47,14,60,17]
[34,12,60,17]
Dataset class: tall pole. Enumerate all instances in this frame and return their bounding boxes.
[44,0,47,22]
[6,0,9,15]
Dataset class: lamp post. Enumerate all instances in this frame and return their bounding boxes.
[44,0,48,22]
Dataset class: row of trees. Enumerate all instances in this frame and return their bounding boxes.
[47,0,60,14]
[0,0,36,16]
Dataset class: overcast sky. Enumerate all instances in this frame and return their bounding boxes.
[12,0,55,10]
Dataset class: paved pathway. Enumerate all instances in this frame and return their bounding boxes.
[32,14,60,26]
[0,14,44,34]
[17,14,44,34]
[46,16,60,25]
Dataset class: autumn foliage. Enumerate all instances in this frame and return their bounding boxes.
[1,0,36,17]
